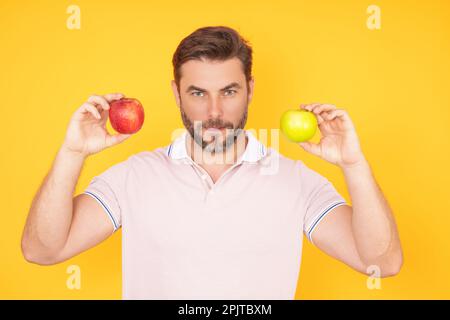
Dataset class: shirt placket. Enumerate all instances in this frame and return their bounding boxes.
[188,159,243,204]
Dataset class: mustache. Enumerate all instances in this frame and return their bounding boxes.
[199,119,234,130]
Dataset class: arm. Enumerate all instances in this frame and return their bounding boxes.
[21,93,131,265]
[342,159,402,275]
[299,103,403,277]
[311,162,403,277]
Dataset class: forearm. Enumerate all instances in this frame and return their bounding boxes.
[341,157,402,270]
[22,146,86,259]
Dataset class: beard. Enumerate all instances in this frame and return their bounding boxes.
[180,103,248,155]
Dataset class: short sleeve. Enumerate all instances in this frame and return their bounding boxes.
[83,159,131,233]
[299,161,348,245]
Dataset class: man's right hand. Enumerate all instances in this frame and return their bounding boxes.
[61,93,132,158]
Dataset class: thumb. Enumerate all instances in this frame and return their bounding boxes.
[299,141,322,157]
[105,133,132,147]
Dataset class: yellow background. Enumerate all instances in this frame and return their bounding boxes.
[1,0,449,299]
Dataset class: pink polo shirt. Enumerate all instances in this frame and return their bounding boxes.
[83,129,347,299]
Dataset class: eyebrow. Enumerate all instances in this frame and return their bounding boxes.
[185,82,242,93]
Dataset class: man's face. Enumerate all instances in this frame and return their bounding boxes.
[171,57,254,154]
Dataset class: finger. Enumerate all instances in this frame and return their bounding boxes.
[103,93,125,103]
[317,114,325,125]
[324,109,345,120]
[79,102,101,119]
[299,103,322,122]
[324,109,355,130]
[88,95,110,111]
[303,103,321,112]
[105,133,132,147]
[313,103,337,115]
[298,141,322,157]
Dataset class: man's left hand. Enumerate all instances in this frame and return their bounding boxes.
[298,103,366,169]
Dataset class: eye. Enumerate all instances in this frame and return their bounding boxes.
[224,90,237,96]
[191,91,204,97]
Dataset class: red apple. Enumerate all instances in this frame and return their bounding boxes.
[109,98,145,134]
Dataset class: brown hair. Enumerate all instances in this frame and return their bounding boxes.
[172,26,253,89]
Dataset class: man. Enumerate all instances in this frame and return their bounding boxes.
[21,26,403,299]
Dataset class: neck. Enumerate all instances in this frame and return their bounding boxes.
[186,131,248,169]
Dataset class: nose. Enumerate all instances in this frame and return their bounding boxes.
[207,95,224,118]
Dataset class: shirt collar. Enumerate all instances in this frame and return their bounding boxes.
[166,129,267,163]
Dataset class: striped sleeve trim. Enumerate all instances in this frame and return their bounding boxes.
[167,143,173,157]
[84,191,119,232]
[306,201,347,243]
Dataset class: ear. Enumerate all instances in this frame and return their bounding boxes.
[171,80,181,108]
[247,77,255,105]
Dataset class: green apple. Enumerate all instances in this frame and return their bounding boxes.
[280,109,318,142]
